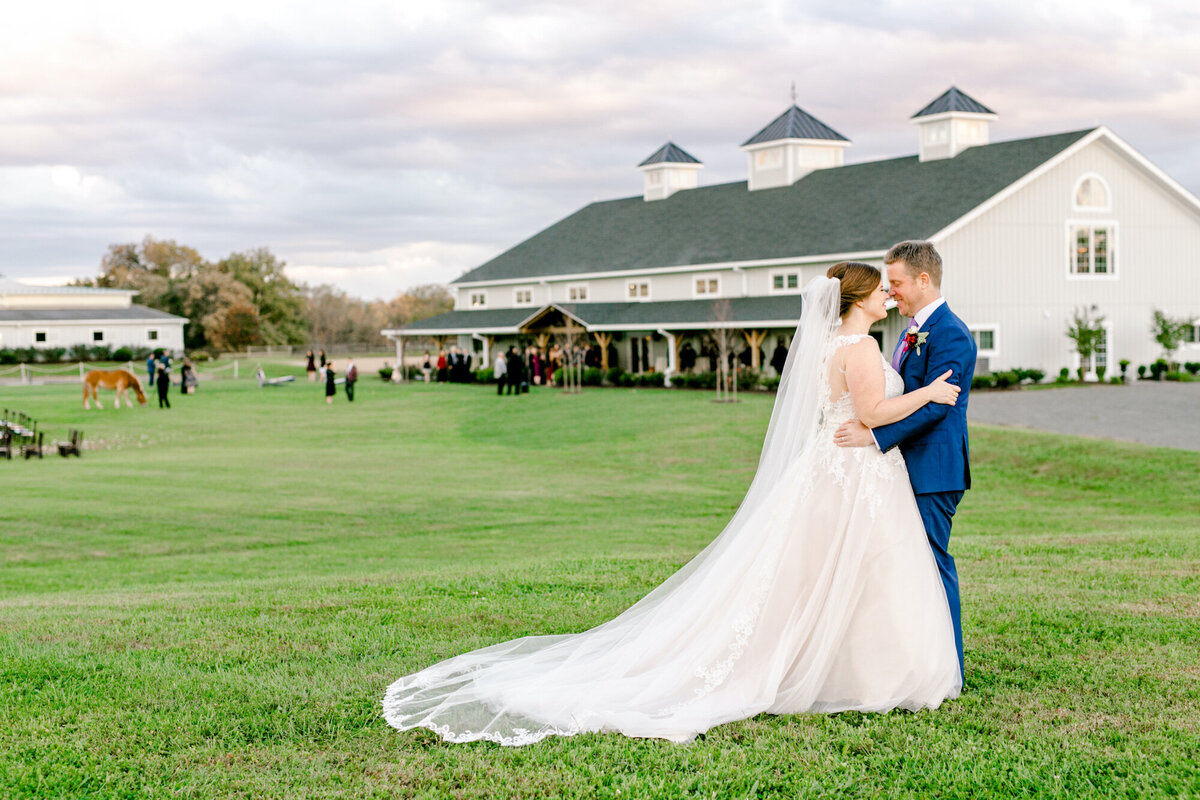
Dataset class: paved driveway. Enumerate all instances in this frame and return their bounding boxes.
[968,381,1200,452]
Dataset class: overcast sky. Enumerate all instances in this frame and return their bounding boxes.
[2,0,1198,299]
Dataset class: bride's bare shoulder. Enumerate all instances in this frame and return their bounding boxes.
[839,335,881,358]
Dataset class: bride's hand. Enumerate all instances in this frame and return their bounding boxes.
[926,370,960,405]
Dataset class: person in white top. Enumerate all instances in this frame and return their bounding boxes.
[494,350,508,396]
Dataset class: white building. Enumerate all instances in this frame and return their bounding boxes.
[385,87,1200,378]
[0,277,187,352]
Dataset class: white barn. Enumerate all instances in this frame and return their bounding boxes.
[0,277,187,352]
[385,87,1200,379]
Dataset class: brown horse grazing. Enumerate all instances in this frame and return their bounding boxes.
[83,369,147,410]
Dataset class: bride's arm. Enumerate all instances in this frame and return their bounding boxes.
[843,339,958,428]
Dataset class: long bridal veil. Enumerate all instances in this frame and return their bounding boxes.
[384,278,866,745]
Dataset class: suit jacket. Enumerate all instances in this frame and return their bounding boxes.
[873,302,976,495]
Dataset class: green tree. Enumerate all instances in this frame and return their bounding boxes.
[1150,309,1192,367]
[216,248,308,345]
[1066,306,1106,381]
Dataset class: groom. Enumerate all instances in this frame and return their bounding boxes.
[835,240,976,684]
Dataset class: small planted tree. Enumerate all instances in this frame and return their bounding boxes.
[708,300,740,403]
[1150,309,1192,370]
[1065,306,1105,381]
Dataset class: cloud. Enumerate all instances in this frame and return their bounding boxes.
[1,0,1199,296]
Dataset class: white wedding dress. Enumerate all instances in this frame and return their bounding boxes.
[383,279,961,746]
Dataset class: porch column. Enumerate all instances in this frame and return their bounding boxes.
[593,332,613,370]
[473,333,492,372]
[657,329,677,387]
[393,336,405,382]
[742,329,767,369]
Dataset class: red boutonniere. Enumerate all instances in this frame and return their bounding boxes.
[904,329,930,356]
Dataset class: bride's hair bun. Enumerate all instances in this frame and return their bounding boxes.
[826,262,881,318]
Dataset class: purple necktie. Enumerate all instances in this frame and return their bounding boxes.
[891,319,915,371]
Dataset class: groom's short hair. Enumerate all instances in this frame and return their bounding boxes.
[885,240,943,287]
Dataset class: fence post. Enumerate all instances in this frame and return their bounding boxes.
[79,362,85,379]
[20,363,28,384]
[234,360,239,380]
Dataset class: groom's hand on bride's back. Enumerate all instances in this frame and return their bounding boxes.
[834,419,874,448]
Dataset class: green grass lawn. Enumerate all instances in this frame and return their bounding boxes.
[1,378,1197,799]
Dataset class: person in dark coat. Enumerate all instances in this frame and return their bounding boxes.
[155,361,170,409]
[147,352,157,387]
[505,347,524,396]
[325,361,337,404]
[305,350,317,382]
[680,341,697,372]
[344,359,358,402]
[770,338,788,374]
[318,350,326,369]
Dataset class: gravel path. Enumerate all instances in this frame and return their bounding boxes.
[968,381,1200,452]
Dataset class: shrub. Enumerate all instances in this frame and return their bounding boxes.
[1055,367,1071,385]
[190,351,212,362]
[1150,359,1170,381]
[1110,376,1122,384]
[618,372,635,387]
[1119,359,1131,377]
[0,349,17,365]
[605,367,623,386]
[637,372,666,388]
[762,375,781,392]
[68,344,91,362]
[43,347,68,363]
[1185,362,1200,376]
[582,367,603,386]
[991,370,1020,389]
[112,347,134,362]
[474,368,493,383]
[90,345,113,362]
[378,367,394,381]
[737,369,761,391]
[1137,364,1147,379]
[1096,365,1107,382]
[971,374,995,390]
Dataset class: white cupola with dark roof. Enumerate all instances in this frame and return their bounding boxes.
[637,142,702,201]
[912,86,997,162]
[740,105,850,191]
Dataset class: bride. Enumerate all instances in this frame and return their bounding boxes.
[383,263,962,746]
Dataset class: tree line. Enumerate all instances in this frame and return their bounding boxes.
[75,236,452,352]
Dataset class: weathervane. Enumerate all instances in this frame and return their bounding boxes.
[790,80,797,105]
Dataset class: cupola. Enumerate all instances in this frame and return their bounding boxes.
[911,87,997,162]
[740,105,850,191]
[637,142,702,201]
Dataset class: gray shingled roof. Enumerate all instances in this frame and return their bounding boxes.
[454,129,1093,284]
[912,87,996,118]
[742,105,850,146]
[0,305,188,322]
[393,296,805,334]
[638,142,701,166]
[0,277,134,296]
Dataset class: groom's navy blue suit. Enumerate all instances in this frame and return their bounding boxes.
[873,302,976,682]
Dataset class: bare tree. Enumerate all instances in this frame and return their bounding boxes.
[555,319,586,394]
[709,300,740,403]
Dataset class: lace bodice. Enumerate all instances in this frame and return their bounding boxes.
[820,334,904,429]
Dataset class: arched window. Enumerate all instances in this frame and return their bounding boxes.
[1073,174,1111,211]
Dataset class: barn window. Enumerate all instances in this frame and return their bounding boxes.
[35,331,47,343]
[1073,174,1111,211]
[1068,223,1117,277]
[92,331,104,342]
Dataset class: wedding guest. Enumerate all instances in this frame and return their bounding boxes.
[146,352,157,387]
[345,358,358,402]
[505,347,524,396]
[305,350,317,382]
[494,348,508,396]
[318,349,327,369]
[422,352,432,383]
[325,361,337,404]
[680,341,697,373]
[179,360,197,395]
[256,364,267,387]
[771,338,789,375]
[529,347,543,386]
[436,351,448,383]
[155,360,171,409]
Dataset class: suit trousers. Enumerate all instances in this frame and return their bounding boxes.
[914,490,964,683]
[496,376,506,395]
